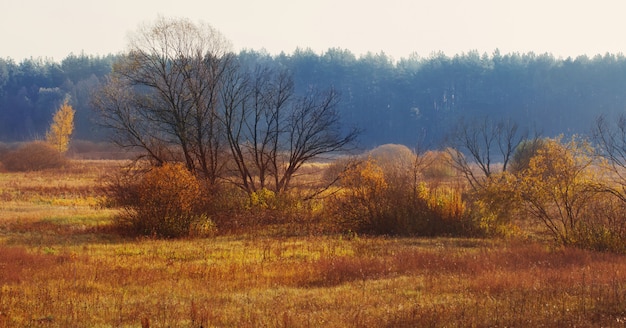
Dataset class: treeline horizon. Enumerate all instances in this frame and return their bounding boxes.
[1,48,626,147]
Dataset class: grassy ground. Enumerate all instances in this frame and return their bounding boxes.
[0,161,625,327]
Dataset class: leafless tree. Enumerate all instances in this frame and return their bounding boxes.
[593,114,626,202]
[93,17,358,193]
[221,65,358,194]
[92,17,232,185]
[446,117,526,190]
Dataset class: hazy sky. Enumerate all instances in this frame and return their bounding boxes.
[2,0,625,62]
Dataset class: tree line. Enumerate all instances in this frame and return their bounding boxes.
[2,40,626,147]
[0,53,114,140]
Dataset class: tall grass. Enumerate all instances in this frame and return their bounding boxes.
[0,237,625,327]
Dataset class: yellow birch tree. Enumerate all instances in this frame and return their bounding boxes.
[46,99,75,153]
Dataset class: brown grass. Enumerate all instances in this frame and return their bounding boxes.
[1,160,626,327]
[0,236,624,327]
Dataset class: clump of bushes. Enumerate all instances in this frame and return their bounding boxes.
[467,136,626,251]
[327,144,481,237]
[112,163,216,238]
[1,141,67,171]
[97,137,626,252]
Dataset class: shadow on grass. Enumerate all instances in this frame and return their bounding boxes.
[1,219,130,247]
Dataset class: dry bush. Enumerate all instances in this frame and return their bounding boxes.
[574,195,626,253]
[229,187,325,234]
[466,172,523,238]
[467,136,626,250]
[327,156,480,236]
[113,163,215,238]
[421,150,456,180]
[367,143,416,177]
[514,137,607,246]
[1,141,68,171]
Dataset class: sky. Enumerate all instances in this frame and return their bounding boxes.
[2,0,626,62]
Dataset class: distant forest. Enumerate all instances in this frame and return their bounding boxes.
[2,49,626,147]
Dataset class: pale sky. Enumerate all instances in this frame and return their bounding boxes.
[2,0,626,62]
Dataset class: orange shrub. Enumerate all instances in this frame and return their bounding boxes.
[117,163,215,238]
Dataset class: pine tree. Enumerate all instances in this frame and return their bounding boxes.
[46,99,75,153]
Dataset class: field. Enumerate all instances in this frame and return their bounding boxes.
[1,160,626,327]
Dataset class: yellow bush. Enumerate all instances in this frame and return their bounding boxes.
[249,188,277,209]
[138,163,200,215]
[467,171,521,237]
[515,137,597,245]
[329,157,478,236]
[424,185,466,221]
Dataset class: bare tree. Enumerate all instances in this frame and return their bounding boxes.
[93,17,358,194]
[593,114,626,202]
[92,17,232,185]
[221,65,358,194]
[446,117,526,190]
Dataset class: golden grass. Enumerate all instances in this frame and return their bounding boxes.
[0,160,625,327]
[1,236,625,327]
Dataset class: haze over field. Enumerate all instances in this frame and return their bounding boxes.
[2,0,626,61]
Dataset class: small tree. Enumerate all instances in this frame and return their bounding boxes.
[46,99,75,153]
[515,136,598,245]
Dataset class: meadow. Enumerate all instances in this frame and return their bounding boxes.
[1,160,626,327]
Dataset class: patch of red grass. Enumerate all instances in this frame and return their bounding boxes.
[0,246,66,284]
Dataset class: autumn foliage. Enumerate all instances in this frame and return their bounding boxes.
[46,99,75,154]
[115,163,215,238]
[328,145,478,236]
[466,136,626,252]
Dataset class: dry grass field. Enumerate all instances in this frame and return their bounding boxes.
[0,160,625,327]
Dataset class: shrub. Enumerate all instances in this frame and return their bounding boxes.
[330,159,392,233]
[367,144,416,178]
[421,150,456,180]
[573,194,626,253]
[1,141,67,171]
[509,138,546,174]
[249,188,277,210]
[328,157,479,236]
[115,163,215,238]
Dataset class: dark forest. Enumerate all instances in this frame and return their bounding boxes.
[1,49,625,147]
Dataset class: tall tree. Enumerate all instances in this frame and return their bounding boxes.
[92,16,232,185]
[93,17,358,193]
[221,64,358,194]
